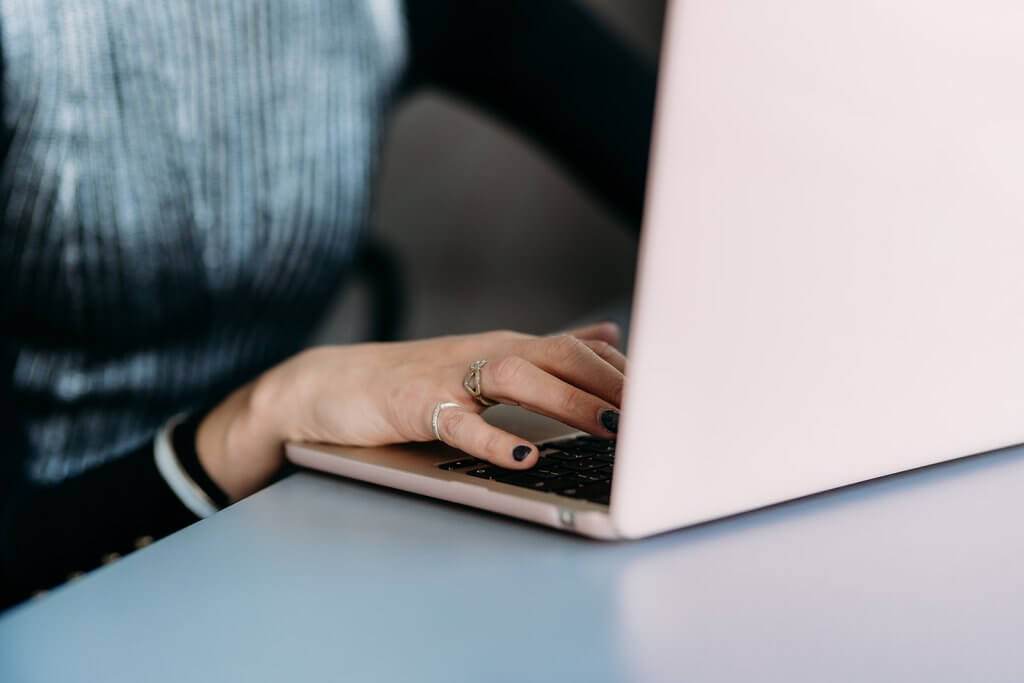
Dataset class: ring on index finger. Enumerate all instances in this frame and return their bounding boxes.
[463,360,499,407]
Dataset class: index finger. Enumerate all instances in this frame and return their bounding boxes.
[561,321,621,348]
[522,335,625,408]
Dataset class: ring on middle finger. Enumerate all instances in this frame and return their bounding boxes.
[463,360,499,407]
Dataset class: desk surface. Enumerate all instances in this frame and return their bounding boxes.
[3,445,1024,682]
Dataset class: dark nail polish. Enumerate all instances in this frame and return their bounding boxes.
[513,445,532,462]
[600,409,620,433]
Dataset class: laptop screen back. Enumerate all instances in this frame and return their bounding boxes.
[613,0,1024,537]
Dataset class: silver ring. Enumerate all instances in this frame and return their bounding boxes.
[432,401,461,442]
[463,359,499,407]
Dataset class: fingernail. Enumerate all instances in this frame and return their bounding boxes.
[513,445,532,462]
[600,409,620,433]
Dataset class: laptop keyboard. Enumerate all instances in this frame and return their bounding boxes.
[436,435,615,505]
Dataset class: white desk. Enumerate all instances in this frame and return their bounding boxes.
[2,445,1023,682]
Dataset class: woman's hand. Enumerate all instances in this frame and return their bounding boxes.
[196,323,627,502]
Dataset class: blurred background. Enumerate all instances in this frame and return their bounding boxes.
[314,0,666,345]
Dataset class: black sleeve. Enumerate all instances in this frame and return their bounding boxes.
[0,438,200,609]
[402,0,659,229]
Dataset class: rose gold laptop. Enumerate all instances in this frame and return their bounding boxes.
[288,0,1024,539]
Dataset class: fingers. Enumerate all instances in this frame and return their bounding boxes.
[482,356,619,439]
[435,405,539,469]
[581,339,627,374]
[519,335,625,408]
[563,321,621,348]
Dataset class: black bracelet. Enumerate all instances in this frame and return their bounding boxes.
[170,412,231,509]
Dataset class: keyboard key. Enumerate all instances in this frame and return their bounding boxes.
[535,465,573,478]
[554,473,596,487]
[437,458,481,471]
[540,478,580,494]
[552,459,586,471]
[529,468,562,479]
[494,472,546,488]
[465,466,505,479]
[544,450,590,462]
[531,478,576,492]
[556,458,602,472]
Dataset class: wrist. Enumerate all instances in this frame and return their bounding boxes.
[196,371,289,502]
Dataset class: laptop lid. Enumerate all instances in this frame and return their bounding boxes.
[612,0,1024,537]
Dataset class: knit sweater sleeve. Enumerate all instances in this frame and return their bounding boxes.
[401,0,658,229]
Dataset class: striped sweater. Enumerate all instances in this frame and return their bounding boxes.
[0,0,407,483]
